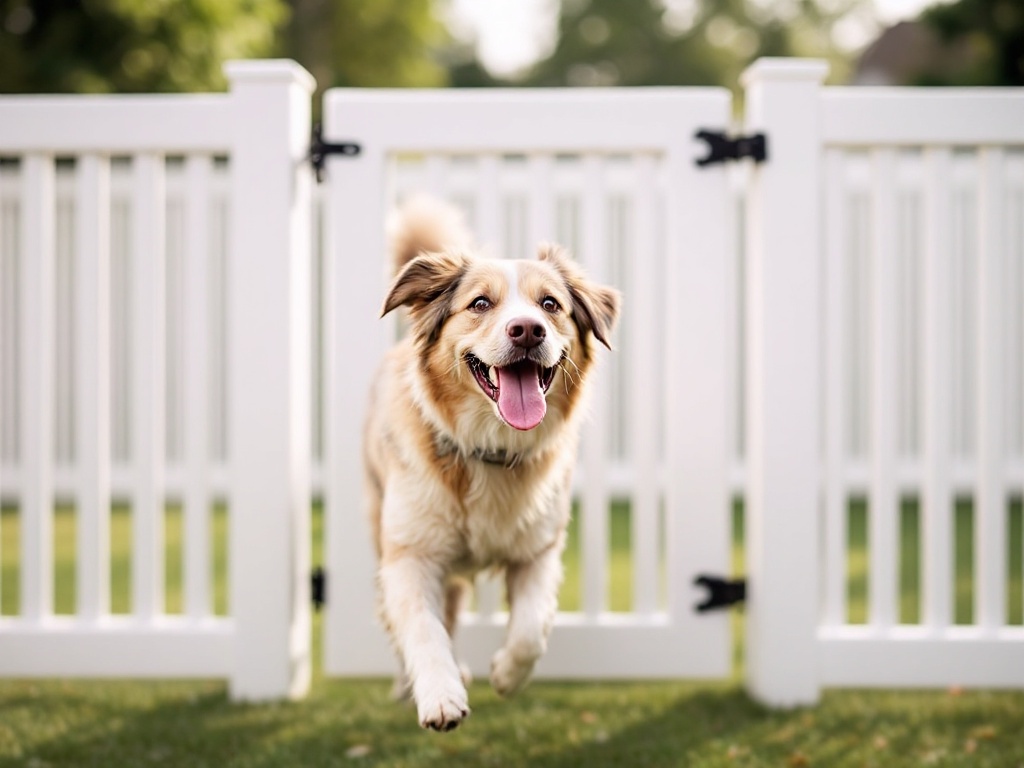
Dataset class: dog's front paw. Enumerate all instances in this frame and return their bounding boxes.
[415,677,470,732]
[490,647,537,698]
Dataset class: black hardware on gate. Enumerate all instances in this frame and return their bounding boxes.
[694,130,767,167]
[694,574,746,612]
[310,122,361,183]
[311,567,326,612]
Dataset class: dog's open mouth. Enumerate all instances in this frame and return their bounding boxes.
[467,353,557,431]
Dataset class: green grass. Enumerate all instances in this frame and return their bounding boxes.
[1,500,1023,767]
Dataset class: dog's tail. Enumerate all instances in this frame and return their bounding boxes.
[387,195,473,275]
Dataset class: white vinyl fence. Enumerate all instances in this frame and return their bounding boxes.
[0,61,315,700]
[0,57,1022,705]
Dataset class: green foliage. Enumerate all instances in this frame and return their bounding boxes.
[520,0,866,89]
[0,0,286,93]
[283,0,448,92]
[919,0,1024,85]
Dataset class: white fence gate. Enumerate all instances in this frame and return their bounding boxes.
[320,87,734,680]
[1,57,1022,706]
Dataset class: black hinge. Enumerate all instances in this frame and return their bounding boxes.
[311,566,326,611]
[694,130,767,167]
[310,123,361,183]
[693,574,746,612]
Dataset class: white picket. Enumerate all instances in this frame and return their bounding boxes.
[20,154,56,622]
[131,153,166,620]
[976,147,1007,631]
[75,154,112,622]
[922,147,954,631]
[870,148,899,630]
[183,155,213,619]
[628,154,659,616]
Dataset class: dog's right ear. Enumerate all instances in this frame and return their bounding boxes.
[381,251,469,317]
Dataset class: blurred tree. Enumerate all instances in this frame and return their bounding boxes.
[521,0,871,89]
[0,0,285,93]
[284,0,448,92]
[918,0,1023,85]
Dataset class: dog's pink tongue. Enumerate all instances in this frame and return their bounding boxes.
[496,362,546,431]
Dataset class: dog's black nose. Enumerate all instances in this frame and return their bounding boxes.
[506,317,546,348]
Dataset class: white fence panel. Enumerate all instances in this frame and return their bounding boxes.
[0,61,314,700]
[747,62,1024,704]
[321,88,734,681]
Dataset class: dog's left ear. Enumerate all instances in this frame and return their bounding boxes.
[539,244,621,350]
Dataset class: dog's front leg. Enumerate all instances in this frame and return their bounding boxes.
[380,556,470,731]
[490,541,563,697]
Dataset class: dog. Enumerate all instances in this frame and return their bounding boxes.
[365,197,620,731]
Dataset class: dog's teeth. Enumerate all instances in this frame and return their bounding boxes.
[486,366,496,388]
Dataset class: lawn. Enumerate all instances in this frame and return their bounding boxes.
[1,501,1023,767]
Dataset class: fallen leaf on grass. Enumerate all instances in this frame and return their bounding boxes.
[787,750,809,767]
[970,725,996,740]
[873,736,889,750]
[345,745,372,759]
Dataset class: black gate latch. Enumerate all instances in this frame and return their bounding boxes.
[310,123,361,183]
[694,574,746,612]
[694,130,767,167]
[311,567,326,612]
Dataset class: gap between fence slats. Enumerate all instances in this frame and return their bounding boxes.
[75,154,112,621]
[823,148,847,626]
[579,154,609,617]
[131,153,166,620]
[20,154,56,622]
[870,148,899,629]
[627,154,658,615]
[976,147,1006,631]
[184,155,212,619]
[923,147,954,630]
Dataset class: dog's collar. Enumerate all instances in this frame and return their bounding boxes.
[433,432,524,469]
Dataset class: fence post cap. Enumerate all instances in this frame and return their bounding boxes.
[741,58,829,87]
[223,59,316,94]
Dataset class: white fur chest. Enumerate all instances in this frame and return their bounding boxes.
[456,461,569,570]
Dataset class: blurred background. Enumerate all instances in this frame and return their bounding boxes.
[0,0,1020,99]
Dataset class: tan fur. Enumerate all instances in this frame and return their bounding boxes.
[365,198,620,731]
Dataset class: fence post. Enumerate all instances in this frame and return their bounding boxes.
[741,58,828,707]
[224,60,315,700]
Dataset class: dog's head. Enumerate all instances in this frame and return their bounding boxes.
[382,244,620,432]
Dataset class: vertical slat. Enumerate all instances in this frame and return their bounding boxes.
[20,154,56,622]
[76,154,112,621]
[628,154,658,615]
[131,153,166,620]
[424,154,446,197]
[528,154,554,250]
[476,154,501,252]
[923,147,953,630]
[823,148,847,626]
[870,148,899,630]
[976,147,1006,630]
[579,154,609,617]
[183,155,212,619]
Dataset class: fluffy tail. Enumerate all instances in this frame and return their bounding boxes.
[387,195,473,275]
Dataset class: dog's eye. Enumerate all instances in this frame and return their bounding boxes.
[470,296,492,312]
[540,296,561,314]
